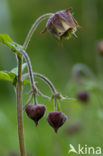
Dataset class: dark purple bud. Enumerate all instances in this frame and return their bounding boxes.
[47,111,67,133]
[96,40,103,56]
[25,104,46,126]
[42,8,79,40]
[77,91,89,103]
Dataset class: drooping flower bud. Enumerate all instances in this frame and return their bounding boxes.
[25,104,46,126]
[96,40,103,56]
[42,8,79,40]
[47,111,67,133]
[77,91,89,103]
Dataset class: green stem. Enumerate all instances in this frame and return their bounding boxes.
[23,13,54,50]
[54,97,57,111]
[16,55,26,156]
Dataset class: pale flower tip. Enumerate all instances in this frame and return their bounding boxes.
[77,25,82,29]
[72,33,78,39]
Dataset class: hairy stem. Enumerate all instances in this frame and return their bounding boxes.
[20,49,37,94]
[22,72,58,95]
[19,50,52,103]
[23,13,54,50]
[16,55,26,156]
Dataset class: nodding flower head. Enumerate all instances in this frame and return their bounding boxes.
[47,111,67,133]
[25,104,46,126]
[42,8,79,40]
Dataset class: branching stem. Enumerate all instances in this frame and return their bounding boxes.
[22,72,58,96]
[20,50,38,104]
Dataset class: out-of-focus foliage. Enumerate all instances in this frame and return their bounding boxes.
[0,0,103,155]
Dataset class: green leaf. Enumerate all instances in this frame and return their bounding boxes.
[23,80,30,85]
[22,63,27,72]
[11,63,27,75]
[0,71,13,82]
[7,72,16,80]
[0,67,30,87]
[0,34,15,51]
[0,34,13,45]
[0,33,23,53]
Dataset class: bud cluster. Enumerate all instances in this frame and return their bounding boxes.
[25,104,67,133]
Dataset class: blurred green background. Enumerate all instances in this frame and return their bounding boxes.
[0,0,103,155]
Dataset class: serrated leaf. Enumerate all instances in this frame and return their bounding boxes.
[0,71,13,82]
[11,63,27,75]
[0,33,23,53]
